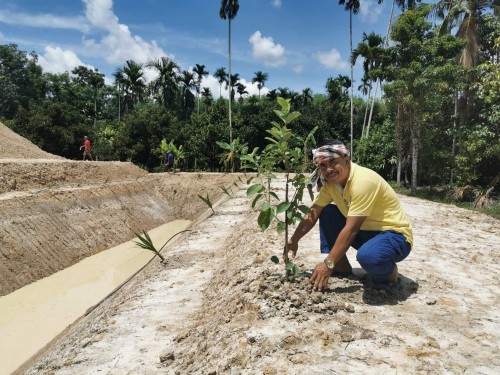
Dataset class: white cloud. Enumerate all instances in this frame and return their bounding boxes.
[359,0,384,23]
[82,0,167,67]
[314,48,349,70]
[271,0,282,8]
[249,31,286,67]
[203,75,227,99]
[38,46,91,74]
[293,64,304,73]
[240,78,269,97]
[0,10,89,31]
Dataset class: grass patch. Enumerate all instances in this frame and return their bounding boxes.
[390,183,500,220]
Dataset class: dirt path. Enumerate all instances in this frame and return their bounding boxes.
[22,180,500,375]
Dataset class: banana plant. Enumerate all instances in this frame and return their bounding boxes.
[216,138,248,172]
[157,139,185,170]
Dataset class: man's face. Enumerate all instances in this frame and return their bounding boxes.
[317,156,350,185]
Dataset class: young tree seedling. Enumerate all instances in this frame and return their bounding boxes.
[241,97,317,281]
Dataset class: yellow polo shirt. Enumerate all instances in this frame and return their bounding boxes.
[313,162,413,246]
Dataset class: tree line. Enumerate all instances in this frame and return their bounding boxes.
[0,3,498,199]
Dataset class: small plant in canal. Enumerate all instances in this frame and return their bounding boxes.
[197,193,215,213]
[134,229,191,263]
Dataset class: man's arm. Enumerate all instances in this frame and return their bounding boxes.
[310,215,366,290]
[325,215,366,264]
[286,204,324,258]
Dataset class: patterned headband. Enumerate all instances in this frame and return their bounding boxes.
[309,144,349,190]
[312,144,350,164]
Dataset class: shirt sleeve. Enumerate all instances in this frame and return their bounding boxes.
[313,188,333,207]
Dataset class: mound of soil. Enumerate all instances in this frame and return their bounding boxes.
[0,122,64,160]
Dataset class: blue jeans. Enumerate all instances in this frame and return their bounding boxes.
[319,204,411,283]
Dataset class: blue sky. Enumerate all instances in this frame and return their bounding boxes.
[0,0,399,98]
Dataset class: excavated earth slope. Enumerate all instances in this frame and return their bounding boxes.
[0,122,240,296]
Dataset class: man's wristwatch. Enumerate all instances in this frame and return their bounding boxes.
[324,258,335,270]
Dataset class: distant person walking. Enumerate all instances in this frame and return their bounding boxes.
[165,151,174,172]
[80,136,93,161]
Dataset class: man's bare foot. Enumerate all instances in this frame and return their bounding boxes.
[334,255,352,274]
[388,264,398,283]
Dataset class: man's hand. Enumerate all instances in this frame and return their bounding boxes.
[283,240,298,262]
[309,262,332,291]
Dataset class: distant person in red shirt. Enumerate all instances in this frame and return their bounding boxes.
[80,136,93,161]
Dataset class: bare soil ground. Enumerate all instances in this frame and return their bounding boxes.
[1,123,499,374]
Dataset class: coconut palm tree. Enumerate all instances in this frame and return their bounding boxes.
[365,0,398,139]
[116,60,146,111]
[351,31,384,138]
[266,89,278,101]
[357,76,372,136]
[179,70,196,115]
[193,63,209,114]
[277,86,291,99]
[338,0,360,158]
[396,0,421,12]
[301,87,314,107]
[112,70,125,121]
[214,67,228,98]
[201,87,213,110]
[236,82,248,102]
[252,71,269,98]
[431,0,499,71]
[146,57,180,111]
[229,73,240,103]
[219,0,240,144]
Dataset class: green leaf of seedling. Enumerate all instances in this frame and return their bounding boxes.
[260,201,271,211]
[270,121,280,128]
[270,255,280,264]
[264,137,279,145]
[276,220,286,234]
[257,207,275,231]
[247,183,264,197]
[286,261,301,275]
[285,111,301,124]
[269,191,280,201]
[276,201,291,214]
[296,187,304,202]
[277,97,290,112]
[273,109,285,119]
[298,204,311,215]
[307,184,314,201]
[252,193,263,208]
